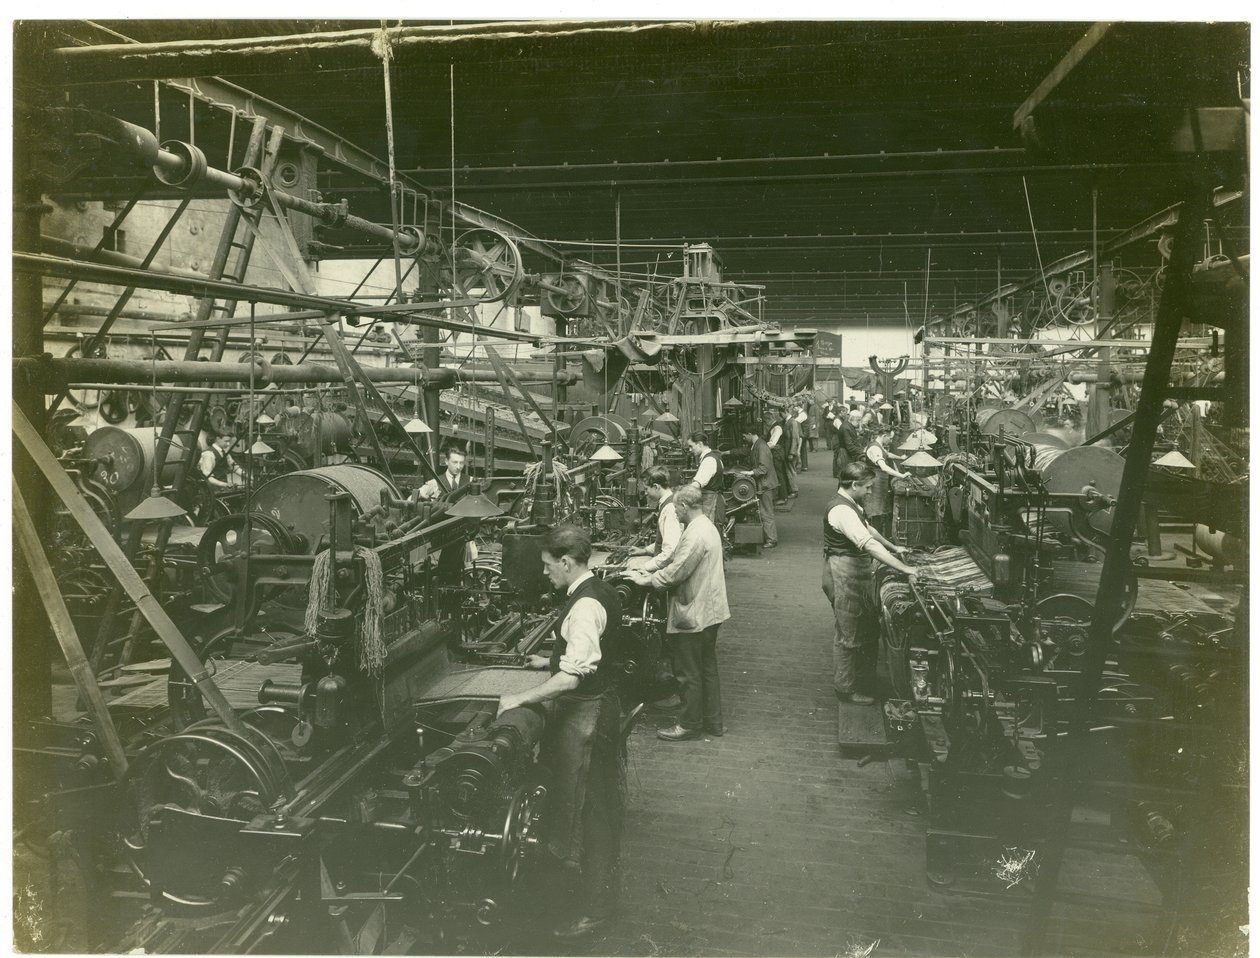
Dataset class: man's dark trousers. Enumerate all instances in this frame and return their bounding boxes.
[670,625,723,731]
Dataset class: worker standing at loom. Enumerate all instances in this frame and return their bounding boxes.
[497,526,624,938]
[823,462,919,705]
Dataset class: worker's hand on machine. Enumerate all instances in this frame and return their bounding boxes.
[901,565,920,580]
[623,569,652,586]
[497,693,523,717]
[525,654,550,670]
[890,544,912,557]
[628,545,653,557]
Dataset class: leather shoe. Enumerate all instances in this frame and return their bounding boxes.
[657,724,702,741]
[553,915,609,939]
[764,541,778,549]
[704,724,726,737]
[835,690,876,705]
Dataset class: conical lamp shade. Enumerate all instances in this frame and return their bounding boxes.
[903,451,943,469]
[1153,450,1196,470]
[447,483,504,518]
[404,417,433,434]
[879,402,893,410]
[724,396,745,408]
[653,411,680,424]
[126,488,188,521]
[590,443,624,462]
[250,439,275,455]
[255,413,275,425]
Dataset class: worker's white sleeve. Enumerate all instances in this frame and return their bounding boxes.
[557,597,607,677]
[827,504,874,553]
[691,457,717,488]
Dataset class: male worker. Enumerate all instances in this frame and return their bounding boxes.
[831,404,866,480]
[795,402,811,470]
[685,431,726,529]
[766,411,790,504]
[785,404,803,486]
[629,466,682,571]
[742,425,779,549]
[199,431,245,492]
[410,442,468,501]
[823,462,919,705]
[626,485,729,740]
[497,526,624,938]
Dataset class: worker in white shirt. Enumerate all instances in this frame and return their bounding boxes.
[629,466,682,571]
[199,431,244,488]
[410,443,468,502]
[685,431,726,526]
[496,526,624,938]
[864,427,908,537]
[823,462,918,705]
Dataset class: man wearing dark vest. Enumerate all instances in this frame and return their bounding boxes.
[199,431,244,490]
[823,463,919,705]
[629,467,682,572]
[685,431,727,536]
[497,526,623,938]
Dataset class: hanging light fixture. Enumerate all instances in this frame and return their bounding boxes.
[255,413,275,426]
[447,482,504,518]
[724,396,744,408]
[902,450,944,469]
[1153,450,1196,470]
[404,417,433,434]
[250,439,276,456]
[589,443,624,463]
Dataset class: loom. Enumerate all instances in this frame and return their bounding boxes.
[874,434,1243,885]
[111,466,581,952]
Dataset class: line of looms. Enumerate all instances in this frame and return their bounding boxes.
[11,87,811,951]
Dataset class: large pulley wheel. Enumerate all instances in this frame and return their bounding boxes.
[447,229,524,303]
[122,719,292,907]
[568,414,630,460]
[499,784,546,883]
[197,512,298,605]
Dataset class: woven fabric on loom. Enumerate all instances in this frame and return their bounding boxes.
[878,545,992,616]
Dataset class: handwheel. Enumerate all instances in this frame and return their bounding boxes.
[499,784,545,883]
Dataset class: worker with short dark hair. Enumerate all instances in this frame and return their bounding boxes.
[823,462,918,705]
[630,466,682,571]
[741,426,779,548]
[411,442,468,501]
[498,525,623,938]
[199,431,244,490]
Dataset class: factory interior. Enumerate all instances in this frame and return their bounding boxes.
[8,19,1251,957]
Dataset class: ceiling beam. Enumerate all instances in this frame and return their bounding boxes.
[1013,22,1113,130]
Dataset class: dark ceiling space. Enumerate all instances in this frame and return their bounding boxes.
[21,19,1251,326]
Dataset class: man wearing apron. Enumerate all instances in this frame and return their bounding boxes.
[685,431,727,535]
[497,526,624,938]
[863,427,907,538]
[823,462,919,704]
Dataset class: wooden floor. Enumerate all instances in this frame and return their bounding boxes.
[558,461,1168,958]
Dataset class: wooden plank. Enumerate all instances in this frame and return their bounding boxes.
[13,484,129,779]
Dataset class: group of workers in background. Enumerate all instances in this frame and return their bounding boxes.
[481,393,921,938]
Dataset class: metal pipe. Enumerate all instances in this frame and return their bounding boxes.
[15,356,579,391]
[15,253,542,343]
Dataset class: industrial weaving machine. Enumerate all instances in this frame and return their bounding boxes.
[871,433,1245,907]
